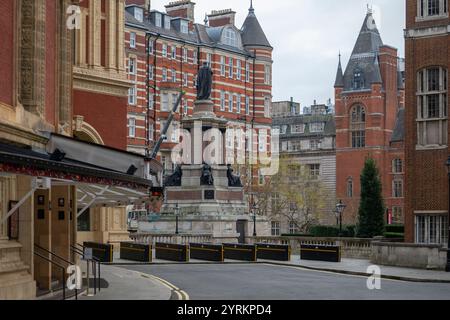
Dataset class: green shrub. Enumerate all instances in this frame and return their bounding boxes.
[383,232,404,239]
[281,234,313,237]
[308,225,356,238]
[385,224,404,234]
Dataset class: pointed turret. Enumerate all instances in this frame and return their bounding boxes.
[341,10,385,91]
[372,53,382,84]
[241,1,272,48]
[334,53,344,88]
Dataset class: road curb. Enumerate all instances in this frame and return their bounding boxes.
[263,262,450,284]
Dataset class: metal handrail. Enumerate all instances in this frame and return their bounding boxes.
[34,244,78,300]
[34,251,66,300]
[70,244,101,293]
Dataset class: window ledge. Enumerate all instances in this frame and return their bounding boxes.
[415,13,449,22]
[415,145,448,151]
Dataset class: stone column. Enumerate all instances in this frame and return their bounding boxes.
[91,0,102,67]
[107,0,117,69]
[116,0,126,71]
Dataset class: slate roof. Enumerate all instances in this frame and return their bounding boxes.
[241,6,272,48]
[273,114,336,138]
[334,56,344,87]
[390,108,405,143]
[125,4,271,54]
[340,12,387,92]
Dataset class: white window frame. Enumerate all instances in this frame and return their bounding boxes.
[417,0,448,20]
[393,179,404,198]
[183,73,188,87]
[148,65,154,80]
[128,57,136,75]
[180,20,189,34]
[161,93,169,111]
[271,221,281,236]
[171,69,177,83]
[128,86,136,105]
[310,122,325,133]
[130,32,136,48]
[264,64,272,85]
[245,96,250,115]
[148,123,154,141]
[164,16,171,30]
[171,45,177,60]
[162,67,168,82]
[264,97,271,118]
[237,95,242,113]
[220,91,226,111]
[416,67,448,148]
[162,43,167,57]
[228,93,233,112]
[236,60,241,80]
[182,48,188,62]
[220,56,226,76]
[291,124,305,134]
[415,214,448,245]
[246,62,250,82]
[128,118,136,138]
[155,13,162,27]
[228,57,233,78]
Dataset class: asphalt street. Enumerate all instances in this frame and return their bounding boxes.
[121,263,450,300]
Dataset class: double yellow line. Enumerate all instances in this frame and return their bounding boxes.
[137,272,190,300]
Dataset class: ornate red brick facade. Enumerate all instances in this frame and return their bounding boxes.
[335,11,405,225]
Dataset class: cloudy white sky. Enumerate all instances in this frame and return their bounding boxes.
[151,0,406,108]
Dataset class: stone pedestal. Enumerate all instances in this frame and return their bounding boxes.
[158,99,254,242]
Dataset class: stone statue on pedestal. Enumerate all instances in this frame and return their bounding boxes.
[164,165,182,187]
[196,62,213,100]
[200,163,214,186]
[227,165,243,187]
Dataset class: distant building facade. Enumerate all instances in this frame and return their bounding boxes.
[124,0,273,186]
[334,10,405,226]
[404,0,449,245]
[271,101,336,234]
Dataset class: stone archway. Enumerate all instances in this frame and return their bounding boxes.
[73,115,104,145]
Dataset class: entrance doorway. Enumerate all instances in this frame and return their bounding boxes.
[236,220,246,244]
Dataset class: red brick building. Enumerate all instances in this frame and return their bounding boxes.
[334,10,405,225]
[124,0,273,185]
[72,0,130,150]
[404,0,449,245]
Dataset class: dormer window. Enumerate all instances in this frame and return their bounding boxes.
[417,0,448,19]
[224,28,238,47]
[155,13,162,27]
[180,20,189,34]
[164,16,171,30]
[353,68,364,90]
[134,8,143,22]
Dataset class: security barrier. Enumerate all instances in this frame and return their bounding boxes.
[155,242,189,262]
[83,242,114,263]
[120,242,152,263]
[190,243,224,262]
[223,243,257,262]
[300,244,341,262]
[256,243,291,261]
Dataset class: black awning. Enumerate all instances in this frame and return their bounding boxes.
[0,142,152,189]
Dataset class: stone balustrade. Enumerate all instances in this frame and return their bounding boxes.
[246,236,373,259]
[129,233,213,246]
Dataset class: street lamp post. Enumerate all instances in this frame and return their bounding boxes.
[445,157,450,272]
[174,203,180,235]
[251,202,258,237]
[336,200,346,237]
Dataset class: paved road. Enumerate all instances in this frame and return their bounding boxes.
[121,264,450,300]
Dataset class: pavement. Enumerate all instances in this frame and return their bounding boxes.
[78,264,177,300]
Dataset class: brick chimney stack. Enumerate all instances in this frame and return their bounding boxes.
[165,0,196,21]
[207,9,236,27]
[126,0,151,11]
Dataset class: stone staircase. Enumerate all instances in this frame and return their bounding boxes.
[0,240,36,299]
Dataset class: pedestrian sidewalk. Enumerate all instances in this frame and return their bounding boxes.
[78,264,172,300]
[262,256,450,283]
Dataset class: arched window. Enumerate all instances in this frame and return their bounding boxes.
[347,178,353,198]
[350,105,366,148]
[417,66,448,147]
[353,68,364,90]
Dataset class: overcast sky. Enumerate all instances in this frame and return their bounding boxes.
[150,0,405,108]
